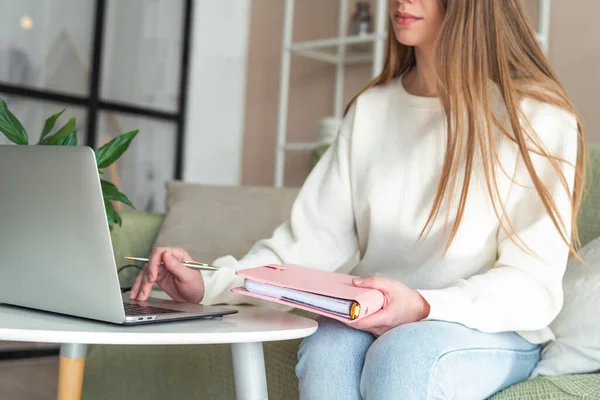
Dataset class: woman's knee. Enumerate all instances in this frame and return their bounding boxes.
[361,322,434,384]
[296,317,375,400]
[360,321,540,400]
[297,317,374,370]
[360,321,462,399]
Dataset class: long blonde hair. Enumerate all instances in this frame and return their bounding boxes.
[347,0,587,257]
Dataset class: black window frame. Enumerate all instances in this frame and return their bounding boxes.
[0,0,194,179]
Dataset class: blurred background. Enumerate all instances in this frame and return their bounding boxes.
[0,0,597,212]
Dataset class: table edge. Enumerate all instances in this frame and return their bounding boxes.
[0,324,318,345]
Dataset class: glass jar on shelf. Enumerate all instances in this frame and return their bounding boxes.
[348,1,373,53]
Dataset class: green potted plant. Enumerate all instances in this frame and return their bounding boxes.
[0,98,138,231]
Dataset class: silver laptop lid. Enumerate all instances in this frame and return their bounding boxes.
[0,145,126,323]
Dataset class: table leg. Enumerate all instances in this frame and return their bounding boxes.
[57,343,88,400]
[231,342,268,400]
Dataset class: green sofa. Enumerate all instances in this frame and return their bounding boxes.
[82,145,600,399]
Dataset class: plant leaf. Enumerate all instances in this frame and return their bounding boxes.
[104,197,122,231]
[114,212,122,228]
[42,117,77,145]
[95,130,139,169]
[104,197,115,231]
[38,108,66,144]
[0,98,28,144]
[101,179,135,209]
[55,131,77,146]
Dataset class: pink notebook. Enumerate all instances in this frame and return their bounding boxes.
[230,264,385,323]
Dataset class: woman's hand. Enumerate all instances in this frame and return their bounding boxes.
[129,246,206,303]
[346,276,431,336]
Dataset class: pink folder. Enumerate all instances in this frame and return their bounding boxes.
[230,264,385,323]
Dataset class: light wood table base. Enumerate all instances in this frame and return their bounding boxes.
[57,344,87,400]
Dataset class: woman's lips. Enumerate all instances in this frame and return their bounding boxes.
[395,12,422,26]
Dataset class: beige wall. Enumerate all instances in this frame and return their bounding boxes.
[547,0,600,142]
[523,0,539,22]
[524,0,600,141]
[242,1,600,188]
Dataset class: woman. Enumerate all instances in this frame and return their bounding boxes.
[131,0,586,398]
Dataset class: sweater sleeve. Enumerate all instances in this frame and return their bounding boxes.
[200,104,360,305]
[417,103,579,335]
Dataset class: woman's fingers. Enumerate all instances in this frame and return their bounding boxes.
[129,269,144,298]
[130,247,167,299]
[146,247,168,282]
[349,309,391,331]
[137,270,154,301]
[162,251,198,282]
[129,246,198,301]
[171,246,193,263]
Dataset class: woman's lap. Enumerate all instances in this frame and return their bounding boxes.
[296,317,540,400]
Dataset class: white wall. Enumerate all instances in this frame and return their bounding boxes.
[182,0,252,185]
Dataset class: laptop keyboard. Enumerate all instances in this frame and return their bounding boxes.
[124,303,180,316]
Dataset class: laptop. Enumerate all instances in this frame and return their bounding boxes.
[0,145,237,325]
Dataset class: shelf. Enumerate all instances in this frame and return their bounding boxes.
[287,33,386,52]
[292,48,373,65]
[536,32,547,50]
[281,141,326,152]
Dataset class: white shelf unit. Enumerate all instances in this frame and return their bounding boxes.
[273,0,551,188]
[536,0,552,54]
[274,0,388,188]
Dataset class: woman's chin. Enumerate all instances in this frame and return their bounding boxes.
[394,32,426,48]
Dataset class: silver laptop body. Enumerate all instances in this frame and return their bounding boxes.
[0,145,237,325]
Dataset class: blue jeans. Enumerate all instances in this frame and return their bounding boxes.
[296,317,540,400]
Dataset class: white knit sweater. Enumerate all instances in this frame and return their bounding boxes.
[202,77,578,344]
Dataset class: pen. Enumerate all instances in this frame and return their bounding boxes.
[124,256,220,271]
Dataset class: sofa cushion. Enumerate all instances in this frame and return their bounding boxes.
[489,374,600,399]
[577,144,600,247]
[531,235,600,377]
[111,212,165,290]
[153,181,299,263]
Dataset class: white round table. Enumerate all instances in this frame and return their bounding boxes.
[0,303,318,400]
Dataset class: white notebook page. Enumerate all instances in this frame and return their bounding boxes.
[243,279,353,317]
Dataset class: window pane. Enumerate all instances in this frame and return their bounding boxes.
[101,0,184,112]
[0,96,86,145]
[0,0,94,96]
[97,112,176,213]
